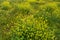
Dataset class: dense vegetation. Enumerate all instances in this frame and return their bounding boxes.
[0,0,60,40]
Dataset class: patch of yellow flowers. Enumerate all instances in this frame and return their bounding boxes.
[0,0,58,40]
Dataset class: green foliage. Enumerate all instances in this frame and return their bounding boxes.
[0,0,60,40]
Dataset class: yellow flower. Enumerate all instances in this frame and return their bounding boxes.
[1,1,12,9]
[2,1,10,6]
[27,0,36,2]
[17,2,31,9]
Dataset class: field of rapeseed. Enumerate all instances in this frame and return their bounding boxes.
[0,0,60,40]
